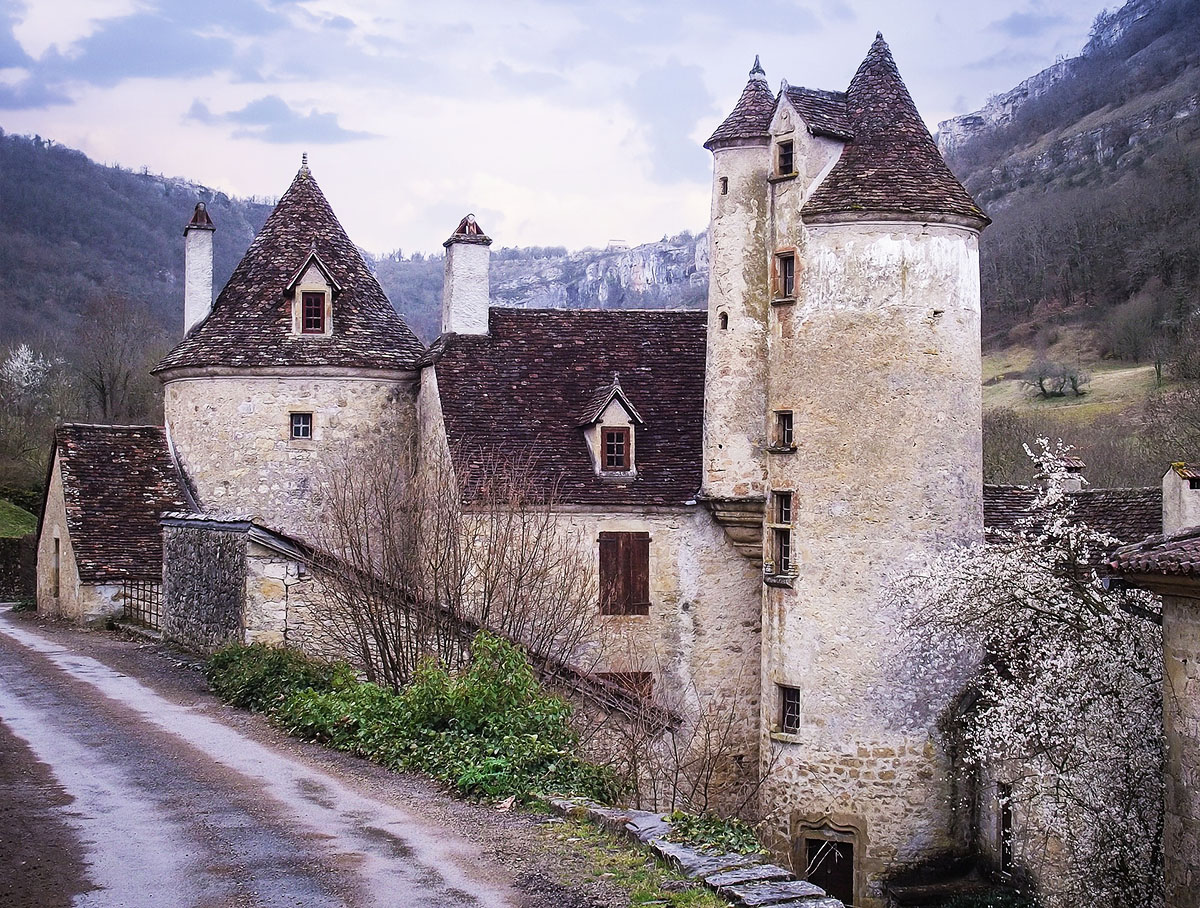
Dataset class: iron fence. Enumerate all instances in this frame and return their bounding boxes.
[121,578,162,630]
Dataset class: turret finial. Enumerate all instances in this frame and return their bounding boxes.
[300,151,309,175]
[749,55,766,80]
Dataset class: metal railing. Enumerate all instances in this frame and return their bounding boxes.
[121,578,162,630]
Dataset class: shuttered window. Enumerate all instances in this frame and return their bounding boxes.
[599,531,650,615]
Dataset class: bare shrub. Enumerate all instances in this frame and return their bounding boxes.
[309,439,599,690]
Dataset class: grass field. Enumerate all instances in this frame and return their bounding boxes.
[0,499,37,538]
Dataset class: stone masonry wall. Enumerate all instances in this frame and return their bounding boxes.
[243,541,341,658]
[36,453,87,620]
[164,374,417,539]
[761,221,983,906]
[1165,593,1200,908]
[162,525,247,653]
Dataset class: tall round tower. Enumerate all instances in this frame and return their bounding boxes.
[153,161,425,537]
[708,36,990,906]
[700,57,775,556]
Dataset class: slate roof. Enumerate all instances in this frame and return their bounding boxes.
[432,308,706,507]
[801,34,989,224]
[704,60,777,150]
[984,485,1162,544]
[1109,527,1200,578]
[783,87,854,141]
[51,425,189,582]
[155,164,424,374]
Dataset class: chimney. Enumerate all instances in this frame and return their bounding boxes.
[1163,463,1200,535]
[184,202,216,335]
[441,214,491,335]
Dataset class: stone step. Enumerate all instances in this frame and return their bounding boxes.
[725,878,827,906]
[706,863,793,890]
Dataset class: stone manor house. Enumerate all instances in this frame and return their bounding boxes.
[32,35,1199,908]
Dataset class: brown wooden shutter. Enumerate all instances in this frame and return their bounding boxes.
[599,532,622,614]
[628,532,650,615]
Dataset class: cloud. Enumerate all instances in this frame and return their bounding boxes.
[187,94,378,144]
[623,59,713,184]
[965,47,1048,71]
[0,77,70,109]
[989,10,1068,39]
[0,8,29,68]
[491,61,566,95]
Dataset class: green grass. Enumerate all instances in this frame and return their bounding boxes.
[0,499,36,537]
[550,818,727,908]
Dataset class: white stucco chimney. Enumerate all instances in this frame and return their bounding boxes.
[1163,463,1200,535]
[183,202,216,335]
[442,214,491,336]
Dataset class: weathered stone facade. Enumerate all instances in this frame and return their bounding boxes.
[164,372,417,537]
[1164,593,1200,907]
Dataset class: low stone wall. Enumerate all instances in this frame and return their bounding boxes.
[162,525,247,652]
[0,534,35,601]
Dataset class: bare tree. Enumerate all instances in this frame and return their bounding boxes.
[308,438,599,690]
[71,294,169,423]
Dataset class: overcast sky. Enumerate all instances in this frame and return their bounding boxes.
[0,0,1106,254]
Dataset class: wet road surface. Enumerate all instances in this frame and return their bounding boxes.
[0,610,520,908]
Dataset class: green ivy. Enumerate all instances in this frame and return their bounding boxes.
[664,811,765,856]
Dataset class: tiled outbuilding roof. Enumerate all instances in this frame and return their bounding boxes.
[432,308,706,507]
[52,425,189,582]
[705,58,777,150]
[1109,527,1200,578]
[802,34,989,224]
[155,163,424,374]
[984,485,1162,543]
[783,87,854,141]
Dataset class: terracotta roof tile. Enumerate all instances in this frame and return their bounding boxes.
[783,86,853,141]
[1109,527,1200,578]
[705,60,777,150]
[155,164,424,374]
[434,308,705,507]
[802,34,989,224]
[54,425,189,582]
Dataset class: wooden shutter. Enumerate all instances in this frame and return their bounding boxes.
[628,532,650,614]
[599,531,650,615]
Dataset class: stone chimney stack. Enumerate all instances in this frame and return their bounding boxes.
[442,214,491,336]
[183,202,215,335]
[1163,463,1200,534]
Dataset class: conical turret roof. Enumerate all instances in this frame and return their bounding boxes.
[704,57,777,150]
[802,34,988,225]
[155,163,425,374]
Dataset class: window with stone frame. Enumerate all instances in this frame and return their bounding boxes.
[776,252,796,299]
[779,684,801,733]
[602,426,631,471]
[302,291,326,333]
[599,531,650,615]
[774,410,795,449]
[290,412,313,440]
[770,490,794,574]
[777,139,795,175]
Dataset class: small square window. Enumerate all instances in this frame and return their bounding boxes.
[777,140,795,175]
[780,685,801,733]
[602,427,631,471]
[302,291,325,333]
[775,411,794,448]
[776,252,796,298]
[290,412,313,440]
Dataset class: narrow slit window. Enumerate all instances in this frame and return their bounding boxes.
[719,312,729,330]
[775,490,793,525]
[780,685,801,733]
[778,140,794,175]
[52,537,60,597]
[290,412,313,440]
[302,291,325,333]
[602,427,631,471]
[776,252,796,298]
[776,411,794,447]
[719,176,729,195]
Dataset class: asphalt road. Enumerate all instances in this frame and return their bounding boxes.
[0,610,526,908]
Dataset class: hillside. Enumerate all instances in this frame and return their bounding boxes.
[939,0,1200,351]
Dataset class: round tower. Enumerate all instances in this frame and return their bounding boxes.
[754,35,991,905]
[153,160,425,536]
[700,57,775,555]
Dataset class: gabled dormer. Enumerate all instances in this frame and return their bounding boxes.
[579,374,643,477]
[286,247,342,337]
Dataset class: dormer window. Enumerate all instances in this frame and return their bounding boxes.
[286,249,341,337]
[302,292,326,333]
[602,427,630,471]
